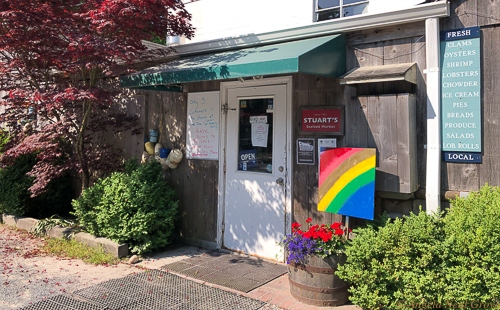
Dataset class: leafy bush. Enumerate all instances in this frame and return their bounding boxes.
[338,186,500,310]
[0,154,36,216]
[0,153,73,217]
[442,185,500,306]
[72,160,178,254]
[337,211,447,310]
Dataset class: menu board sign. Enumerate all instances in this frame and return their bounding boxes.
[440,26,481,163]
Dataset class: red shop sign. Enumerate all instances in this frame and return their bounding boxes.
[301,108,343,133]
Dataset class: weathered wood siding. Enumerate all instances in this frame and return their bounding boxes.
[439,0,500,193]
[357,94,417,194]
[291,73,344,226]
[142,81,221,246]
[340,22,427,217]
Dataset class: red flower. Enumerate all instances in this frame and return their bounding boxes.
[330,223,341,230]
[306,218,312,223]
[335,228,344,236]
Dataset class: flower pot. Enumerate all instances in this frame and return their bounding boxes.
[287,254,349,307]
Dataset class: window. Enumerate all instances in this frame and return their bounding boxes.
[315,0,369,22]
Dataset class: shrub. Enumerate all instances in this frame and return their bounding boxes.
[72,160,178,254]
[0,152,73,217]
[337,211,447,310]
[338,186,500,310]
[0,153,36,216]
[441,185,500,307]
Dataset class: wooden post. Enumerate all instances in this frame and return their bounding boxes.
[345,216,350,239]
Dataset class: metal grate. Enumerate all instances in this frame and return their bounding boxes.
[46,295,105,310]
[73,285,137,309]
[19,299,70,310]
[161,261,195,272]
[19,270,269,310]
[161,251,287,292]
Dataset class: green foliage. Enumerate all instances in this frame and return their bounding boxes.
[442,185,500,306]
[337,212,447,310]
[337,187,500,310]
[0,153,36,216]
[0,130,11,155]
[72,161,178,254]
[0,153,74,217]
[124,157,140,174]
[149,36,166,45]
[44,238,118,265]
[31,215,76,237]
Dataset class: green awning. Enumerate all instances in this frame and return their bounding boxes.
[121,34,346,90]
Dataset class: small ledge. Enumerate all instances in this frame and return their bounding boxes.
[339,63,417,85]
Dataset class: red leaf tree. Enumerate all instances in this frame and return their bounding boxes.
[0,0,194,196]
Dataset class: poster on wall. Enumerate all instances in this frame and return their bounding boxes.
[296,138,315,165]
[186,91,220,160]
[440,26,481,163]
[318,148,376,220]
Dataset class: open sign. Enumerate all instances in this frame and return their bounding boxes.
[240,153,256,161]
[238,149,258,170]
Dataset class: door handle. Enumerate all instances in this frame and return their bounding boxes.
[276,177,284,185]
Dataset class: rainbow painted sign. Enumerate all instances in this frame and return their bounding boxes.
[318,148,376,220]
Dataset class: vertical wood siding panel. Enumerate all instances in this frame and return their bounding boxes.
[292,74,310,225]
[442,0,478,30]
[411,35,428,189]
[478,0,500,27]
[479,27,500,187]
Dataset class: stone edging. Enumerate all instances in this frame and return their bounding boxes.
[1,214,128,258]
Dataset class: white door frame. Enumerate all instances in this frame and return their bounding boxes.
[217,76,293,252]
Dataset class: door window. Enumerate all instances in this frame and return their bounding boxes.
[237,98,274,174]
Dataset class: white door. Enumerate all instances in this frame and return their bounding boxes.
[223,85,287,261]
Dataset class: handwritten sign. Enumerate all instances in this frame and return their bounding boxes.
[186,91,220,160]
[440,26,481,161]
[251,123,269,147]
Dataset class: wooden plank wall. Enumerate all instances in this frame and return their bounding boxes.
[356,94,417,194]
[143,80,220,245]
[291,73,344,226]
[439,0,500,195]
[343,0,500,216]
[344,21,427,216]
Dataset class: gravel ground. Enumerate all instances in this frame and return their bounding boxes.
[0,225,138,310]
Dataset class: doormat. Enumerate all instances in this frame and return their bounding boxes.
[160,251,288,293]
[20,270,271,310]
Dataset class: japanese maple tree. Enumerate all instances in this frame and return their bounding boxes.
[0,0,194,196]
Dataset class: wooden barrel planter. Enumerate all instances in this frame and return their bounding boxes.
[288,254,349,307]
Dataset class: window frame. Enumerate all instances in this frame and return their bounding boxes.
[314,0,369,22]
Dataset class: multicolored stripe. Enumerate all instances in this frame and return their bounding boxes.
[318,148,376,220]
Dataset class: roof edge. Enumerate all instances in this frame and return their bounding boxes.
[169,1,449,58]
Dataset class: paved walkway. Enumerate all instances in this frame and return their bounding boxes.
[1,224,361,310]
[141,247,361,310]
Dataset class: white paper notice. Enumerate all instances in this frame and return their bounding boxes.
[251,123,269,147]
[249,116,267,124]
